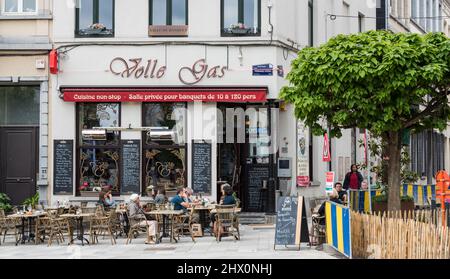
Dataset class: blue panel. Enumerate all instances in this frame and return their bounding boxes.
[358,192,365,212]
[431,185,436,200]
[413,185,418,203]
[342,208,351,257]
[331,203,338,248]
[403,184,408,197]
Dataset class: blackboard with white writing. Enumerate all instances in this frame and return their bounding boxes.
[246,165,269,211]
[54,140,74,195]
[192,141,211,194]
[121,140,141,194]
[274,196,309,247]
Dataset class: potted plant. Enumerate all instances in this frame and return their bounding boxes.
[0,193,13,213]
[372,193,415,214]
[226,23,252,35]
[22,192,39,211]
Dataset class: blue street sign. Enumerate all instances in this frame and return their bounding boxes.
[253,64,273,76]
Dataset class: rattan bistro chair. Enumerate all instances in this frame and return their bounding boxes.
[89,206,116,245]
[173,206,196,243]
[215,205,240,242]
[126,209,149,244]
[0,209,21,245]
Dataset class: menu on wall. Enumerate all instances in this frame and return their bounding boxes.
[192,140,212,194]
[246,165,270,211]
[53,140,74,195]
[120,140,141,194]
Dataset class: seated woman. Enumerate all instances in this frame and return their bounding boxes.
[99,188,116,208]
[154,189,168,205]
[211,184,235,235]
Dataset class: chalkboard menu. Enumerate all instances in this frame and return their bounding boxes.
[192,141,211,194]
[274,196,309,247]
[53,140,74,195]
[121,140,141,194]
[246,165,269,211]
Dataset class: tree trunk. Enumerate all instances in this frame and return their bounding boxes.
[386,131,402,211]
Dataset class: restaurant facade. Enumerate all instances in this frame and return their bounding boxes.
[45,0,378,213]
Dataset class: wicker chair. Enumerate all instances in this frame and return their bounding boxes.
[126,209,149,244]
[215,205,240,242]
[89,206,116,245]
[45,210,71,246]
[173,206,196,243]
[0,209,21,245]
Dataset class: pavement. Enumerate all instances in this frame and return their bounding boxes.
[0,225,341,259]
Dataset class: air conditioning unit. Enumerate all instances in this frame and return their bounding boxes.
[82,129,106,141]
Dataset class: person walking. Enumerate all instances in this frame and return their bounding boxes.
[343,164,363,190]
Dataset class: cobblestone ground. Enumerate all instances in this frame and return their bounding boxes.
[0,225,341,259]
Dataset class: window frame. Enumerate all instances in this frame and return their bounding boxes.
[149,0,188,26]
[76,102,122,196]
[2,0,38,15]
[141,103,187,195]
[220,0,261,37]
[75,0,115,38]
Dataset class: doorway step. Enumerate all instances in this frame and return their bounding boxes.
[238,212,274,225]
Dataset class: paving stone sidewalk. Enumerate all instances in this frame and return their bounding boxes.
[0,225,341,259]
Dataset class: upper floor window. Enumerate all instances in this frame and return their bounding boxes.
[221,0,261,37]
[76,0,114,37]
[149,0,188,36]
[2,0,37,15]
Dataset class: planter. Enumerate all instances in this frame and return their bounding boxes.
[372,200,415,214]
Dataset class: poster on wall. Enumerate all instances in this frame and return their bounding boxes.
[325,172,335,194]
[296,121,310,187]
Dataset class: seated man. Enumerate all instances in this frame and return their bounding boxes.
[171,188,191,211]
[128,194,158,244]
[334,182,347,204]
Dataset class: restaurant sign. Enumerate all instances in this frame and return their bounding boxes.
[63,89,267,103]
[109,58,227,85]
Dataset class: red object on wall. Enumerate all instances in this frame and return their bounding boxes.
[49,49,58,74]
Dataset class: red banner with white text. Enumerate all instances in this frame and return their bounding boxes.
[63,88,267,103]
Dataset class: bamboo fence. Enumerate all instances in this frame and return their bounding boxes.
[351,209,450,259]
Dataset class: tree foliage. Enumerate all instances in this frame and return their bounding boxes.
[280,30,450,138]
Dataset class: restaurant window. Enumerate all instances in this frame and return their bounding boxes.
[2,0,37,14]
[75,0,114,37]
[149,0,188,36]
[77,103,120,196]
[246,106,270,163]
[221,0,261,37]
[143,103,186,194]
[149,0,188,25]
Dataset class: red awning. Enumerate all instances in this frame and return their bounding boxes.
[62,88,268,103]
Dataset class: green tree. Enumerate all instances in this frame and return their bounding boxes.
[280,31,450,210]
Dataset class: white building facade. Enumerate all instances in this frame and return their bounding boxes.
[47,0,376,211]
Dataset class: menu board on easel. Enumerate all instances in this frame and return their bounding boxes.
[274,196,310,249]
[192,140,212,194]
[53,140,74,195]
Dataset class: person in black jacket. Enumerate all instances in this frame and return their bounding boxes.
[343,164,363,190]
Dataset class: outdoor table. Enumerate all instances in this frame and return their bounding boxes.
[145,210,184,243]
[8,212,47,245]
[60,213,93,246]
[189,204,216,234]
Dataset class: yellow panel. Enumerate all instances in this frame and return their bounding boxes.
[325,202,333,245]
[336,206,344,253]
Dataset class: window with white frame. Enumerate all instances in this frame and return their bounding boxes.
[2,0,37,14]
